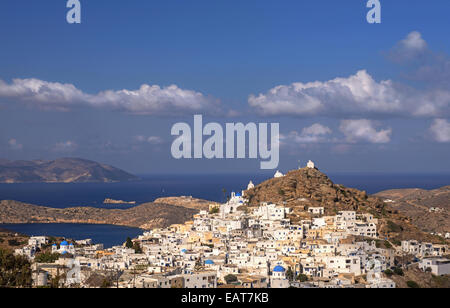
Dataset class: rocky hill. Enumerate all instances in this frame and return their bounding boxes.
[0,200,198,230]
[244,168,446,243]
[0,158,138,183]
[153,196,219,211]
[375,186,450,235]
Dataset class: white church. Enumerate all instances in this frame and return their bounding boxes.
[220,191,246,217]
[52,240,75,255]
[306,160,316,169]
[273,160,316,178]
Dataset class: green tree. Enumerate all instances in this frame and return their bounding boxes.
[286,267,294,281]
[224,274,238,284]
[384,241,392,249]
[34,252,60,264]
[125,237,133,249]
[132,242,142,254]
[7,239,21,247]
[393,267,404,276]
[222,188,227,203]
[407,280,420,288]
[101,278,112,288]
[50,275,61,289]
[209,207,219,214]
[0,248,32,288]
[296,274,308,282]
[384,269,394,277]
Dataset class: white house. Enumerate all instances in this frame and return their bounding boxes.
[419,258,450,276]
[28,236,48,248]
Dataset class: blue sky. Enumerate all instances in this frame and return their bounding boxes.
[0,0,449,174]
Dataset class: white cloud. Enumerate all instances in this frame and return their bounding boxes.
[134,135,164,145]
[282,123,332,144]
[339,119,392,144]
[391,32,450,87]
[388,31,428,63]
[429,119,450,143]
[249,32,450,119]
[249,69,450,118]
[53,140,78,152]
[302,123,332,136]
[0,78,220,116]
[249,70,405,117]
[399,31,427,52]
[8,139,23,150]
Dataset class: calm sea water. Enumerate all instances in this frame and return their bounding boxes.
[0,223,142,248]
[0,173,448,246]
[0,173,448,209]
[0,174,273,208]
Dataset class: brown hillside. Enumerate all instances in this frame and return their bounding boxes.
[0,200,198,230]
[245,168,446,244]
[375,186,450,234]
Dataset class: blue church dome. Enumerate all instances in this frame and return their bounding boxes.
[61,241,69,246]
[235,193,241,197]
[61,251,68,255]
[205,259,215,265]
[273,265,285,272]
[181,249,187,253]
[52,244,57,247]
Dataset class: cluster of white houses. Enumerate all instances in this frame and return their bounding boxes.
[19,192,449,288]
[14,164,450,288]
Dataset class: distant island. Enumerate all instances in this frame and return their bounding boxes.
[0,197,216,229]
[103,198,136,205]
[0,158,139,183]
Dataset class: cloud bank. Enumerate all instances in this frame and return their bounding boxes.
[0,78,220,116]
[249,32,450,119]
[249,69,450,118]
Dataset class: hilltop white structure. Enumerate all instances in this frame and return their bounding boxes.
[247,181,255,190]
[274,170,284,178]
[307,160,315,169]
